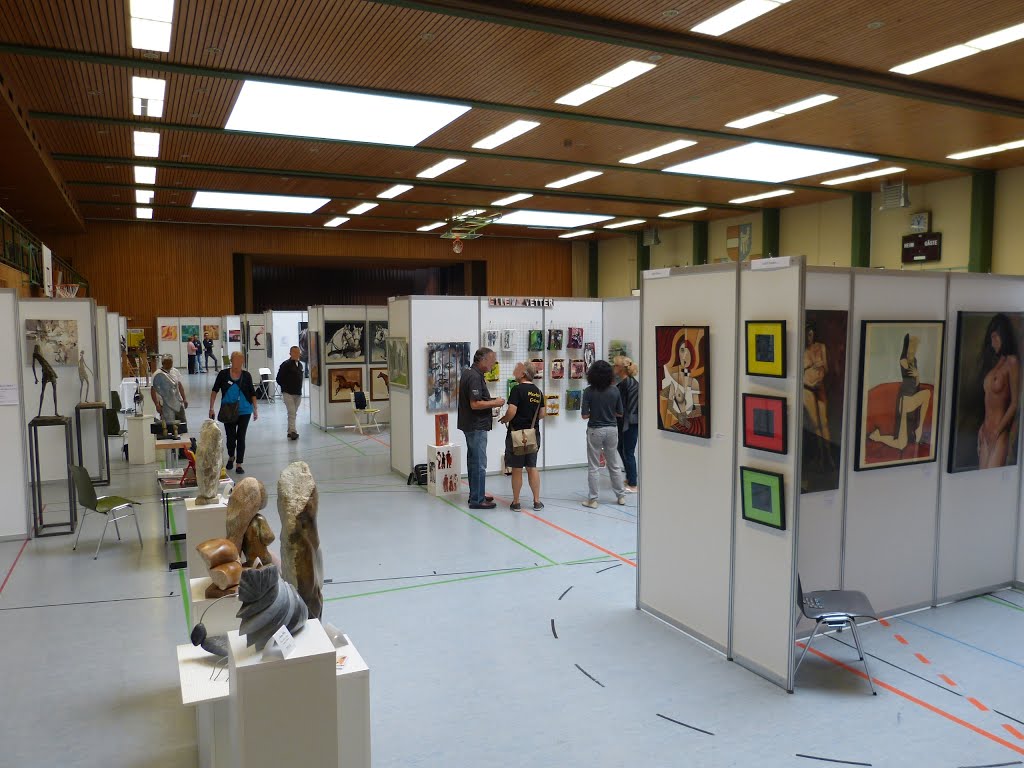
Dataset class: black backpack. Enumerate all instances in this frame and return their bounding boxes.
[407,463,428,486]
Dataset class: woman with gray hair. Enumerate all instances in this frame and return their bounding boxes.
[614,356,640,492]
[499,361,544,511]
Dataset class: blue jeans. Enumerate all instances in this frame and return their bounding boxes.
[618,422,639,486]
[463,429,488,504]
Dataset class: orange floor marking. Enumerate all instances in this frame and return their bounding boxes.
[968,697,990,712]
[915,653,931,665]
[878,618,891,627]
[939,674,958,687]
[795,643,1024,757]
[894,634,909,645]
[518,508,638,568]
[1003,724,1024,740]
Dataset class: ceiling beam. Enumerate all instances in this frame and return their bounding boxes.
[369,0,1024,120]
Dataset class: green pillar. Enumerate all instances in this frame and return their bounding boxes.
[588,241,598,298]
[692,220,709,265]
[762,208,780,259]
[969,170,995,273]
[636,233,650,289]
[851,191,871,268]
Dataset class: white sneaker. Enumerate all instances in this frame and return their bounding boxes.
[625,486,638,494]
[617,496,626,505]
[582,499,598,509]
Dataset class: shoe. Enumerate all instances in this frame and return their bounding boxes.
[510,502,521,511]
[485,494,494,502]
[582,500,598,509]
[533,501,544,511]
[226,458,234,470]
[292,432,299,440]
[625,486,638,494]
[617,496,626,505]
[469,501,497,510]
[236,466,245,475]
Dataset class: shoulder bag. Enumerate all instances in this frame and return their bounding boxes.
[510,387,541,456]
[217,380,241,425]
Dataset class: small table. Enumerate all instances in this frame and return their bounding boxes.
[155,434,190,469]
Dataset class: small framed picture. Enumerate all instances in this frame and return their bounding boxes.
[742,393,788,454]
[739,466,786,530]
[745,320,787,378]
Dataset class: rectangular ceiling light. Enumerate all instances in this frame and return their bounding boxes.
[472,120,540,149]
[493,209,614,228]
[135,189,155,204]
[324,217,350,227]
[691,0,789,37]
[663,142,875,183]
[604,219,646,229]
[729,189,794,204]
[132,97,164,118]
[545,170,603,189]
[377,184,413,199]
[491,193,533,206]
[134,165,157,185]
[555,61,657,106]
[891,23,1024,75]
[620,139,697,164]
[821,166,907,185]
[967,22,1024,50]
[135,207,153,219]
[131,76,166,118]
[555,84,611,107]
[947,138,1024,160]
[727,94,837,130]
[226,81,471,146]
[726,111,783,130]
[130,18,172,53]
[559,230,594,239]
[659,206,707,218]
[416,158,466,178]
[347,202,379,215]
[130,0,174,22]
[133,130,160,158]
[460,208,486,217]
[417,221,446,231]
[192,190,331,214]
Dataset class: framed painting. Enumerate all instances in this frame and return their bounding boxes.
[485,361,500,382]
[745,320,786,378]
[160,324,178,342]
[569,360,586,379]
[26,319,79,365]
[181,323,200,340]
[655,325,710,438]
[482,329,500,349]
[202,324,220,341]
[298,321,309,376]
[501,329,515,351]
[369,367,390,401]
[368,320,388,364]
[740,466,785,530]
[246,324,264,349]
[855,320,945,471]
[530,358,545,379]
[801,310,848,493]
[607,339,630,362]
[550,359,565,380]
[948,311,1024,473]
[742,393,788,454]
[324,321,366,363]
[426,341,470,412]
[228,329,241,343]
[545,394,560,416]
[566,390,582,411]
[528,329,544,352]
[583,342,596,369]
[308,330,321,387]
[327,367,362,403]
[435,413,449,445]
[567,327,584,349]
[547,329,563,350]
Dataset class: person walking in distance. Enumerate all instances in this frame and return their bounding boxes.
[186,334,197,374]
[203,332,218,371]
[582,360,626,508]
[457,347,505,509]
[276,345,304,441]
[499,362,544,511]
[209,351,259,475]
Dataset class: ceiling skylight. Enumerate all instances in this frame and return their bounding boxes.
[604,219,645,229]
[729,190,794,204]
[659,206,707,218]
[324,217,350,227]
[493,210,614,228]
[555,61,657,106]
[129,0,174,53]
[192,191,330,214]
[135,189,155,204]
[416,158,466,178]
[134,166,157,185]
[620,139,697,165]
[377,184,413,199]
[417,222,446,232]
[691,0,790,37]
[472,120,540,150]
[559,230,594,239]
[347,202,379,215]
[663,142,875,183]
[545,170,603,189]
[821,166,906,185]
[891,22,1024,75]
[132,76,165,118]
[225,81,471,147]
[491,193,533,206]
[133,130,160,158]
[136,207,153,219]
[947,138,1024,160]
[726,95,837,130]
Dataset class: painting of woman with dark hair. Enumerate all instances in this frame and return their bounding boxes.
[656,326,710,438]
[868,334,932,451]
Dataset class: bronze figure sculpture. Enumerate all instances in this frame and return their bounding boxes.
[32,344,59,417]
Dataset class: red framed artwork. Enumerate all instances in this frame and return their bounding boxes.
[742,393,788,454]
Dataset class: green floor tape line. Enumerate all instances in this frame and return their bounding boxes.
[168,507,191,632]
[324,430,369,457]
[982,594,1024,614]
[325,563,555,602]
[562,551,636,565]
[438,496,558,565]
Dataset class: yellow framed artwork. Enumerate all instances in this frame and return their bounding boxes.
[745,320,787,378]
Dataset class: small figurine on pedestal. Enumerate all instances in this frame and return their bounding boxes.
[32,344,59,417]
[137,340,150,386]
[78,350,93,402]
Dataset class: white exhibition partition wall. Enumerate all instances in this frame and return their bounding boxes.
[94,306,110,405]
[388,297,412,476]
[201,316,224,364]
[106,312,121,392]
[0,290,30,539]
[317,305,392,428]
[179,315,201,367]
[269,310,307,383]
[224,315,242,359]
[366,305,391,425]
[602,297,641,367]
[308,306,324,428]
[242,313,270,379]
[156,315,181,367]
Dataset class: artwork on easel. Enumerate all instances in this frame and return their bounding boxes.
[566,390,582,411]
[530,358,545,379]
[583,342,596,370]
[569,360,586,379]
[567,327,584,349]
[501,329,515,351]
[528,330,544,352]
[550,359,565,380]
[547,329,563,351]
[483,329,500,349]
[426,341,471,412]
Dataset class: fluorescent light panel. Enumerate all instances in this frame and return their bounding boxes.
[131,76,166,118]
[491,193,533,206]
[726,111,783,130]
[225,81,471,147]
[133,130,160,157]
[130,0,174,22]
[891,22,1024,75]
[132,98,164,118]
[555,84,610,107]
[472,120,540,149]
[555,61,656,106]
[135,189,154,204]
[324,217,350,227]
[545,170,602,189]
[130,17,172,53]
[604,219,645,229]
[192,191,330,214]
[493,210,613,228]
[135,207,153,219]
[691,0,790,37]
[620,139,697,164]
[559,230,594,239]
[727,95,837,130]
[134,166,156,185]
[377,184,413,199]
[968,22,1024,50]
[947,138,1024,160]
[821,166,907,186]
[460,209,486,217]
[416,158,465,178]
[659,207,707,218]
[347,202,378,215]
[417,222,445,232]
[663,142,875,183]
[729,190,794,204]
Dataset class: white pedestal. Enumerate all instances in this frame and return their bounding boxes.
[185,496,229,578]
[127,415,156,465]
[427,443,461,496]
[228,619,339,768]
[177,643,231,768]
[190,577,240,635]
[336,634,372,768]
[140,385,156,416]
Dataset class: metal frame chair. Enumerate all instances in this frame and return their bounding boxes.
[70,464,143,559]
[257,367,278,402]
[795,576,878,695]
[352,390,382,434]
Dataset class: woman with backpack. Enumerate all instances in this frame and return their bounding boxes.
[208,352,259,475]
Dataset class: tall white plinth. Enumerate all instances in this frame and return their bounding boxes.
[177,643,231,768]
[127,415,156,465]
[336,634,371,768]
[427,443,461,497]
[228,619,339,768]
[185,496,229,578]
[140,385,156,416]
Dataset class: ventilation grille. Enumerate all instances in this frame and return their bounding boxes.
[879,181,910,210]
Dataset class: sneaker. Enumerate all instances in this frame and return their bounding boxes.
[510,502,521,511]
[617,496,626,505]
[469,501,497,510]
[533,501,544,511]
[582,500,598,509]
[625,486,638,494]
[236,465,245,475]
[226,458,234,470]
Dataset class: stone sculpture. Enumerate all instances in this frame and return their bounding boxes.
[278,461,323,620]
[31,344,59,417]
[236,564,308,651]
[196,538,243,599]
[194,420,224,505]
[225,477,275,568]
[78,350,93,402]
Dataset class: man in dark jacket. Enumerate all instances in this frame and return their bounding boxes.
[276,345,304,440]
[457,347,505,509]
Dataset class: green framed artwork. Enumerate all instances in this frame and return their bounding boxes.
[746,320,787,378]
[739,466,786,530]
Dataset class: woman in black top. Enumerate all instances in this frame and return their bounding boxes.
[614,356,640,492]
[208,352,259,474]
[499,362,545,511]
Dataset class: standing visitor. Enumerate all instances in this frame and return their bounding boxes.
[581,360,626,508]
[499,362,544,511]
[209,351,259,475]
[203,333,217,371]
[614,356,640,493]
[193,336,205,373]
[187,334,197,374]
[276,345,304,441]
[151,356,187,426]
[457,347,505,510]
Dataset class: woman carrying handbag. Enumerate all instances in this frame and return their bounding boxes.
[499,361,544,511]
[208,351,259,475]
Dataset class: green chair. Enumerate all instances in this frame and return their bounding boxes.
[70,465,143,559]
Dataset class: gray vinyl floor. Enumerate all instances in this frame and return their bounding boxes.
[2,371,1024,767]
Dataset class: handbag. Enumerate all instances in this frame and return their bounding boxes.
[217,381,241,424]
[510,387,541,456]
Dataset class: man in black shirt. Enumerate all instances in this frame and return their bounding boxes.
[499,362,544,511]
[203,333,217,370]
[276,345,304,440]
[457,347,505,509]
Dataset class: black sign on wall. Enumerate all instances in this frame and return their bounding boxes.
[902,232,942,264]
